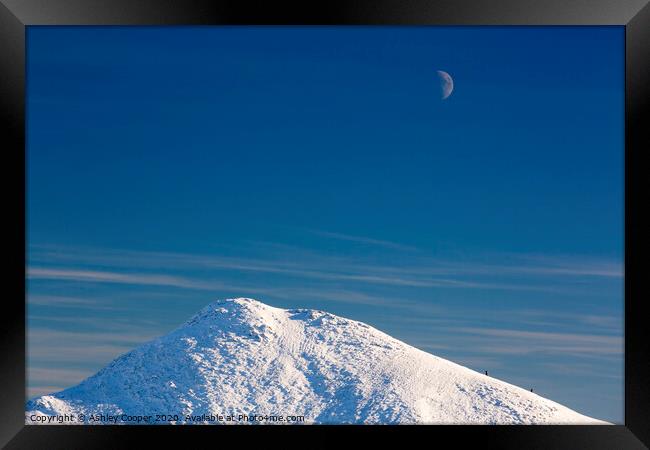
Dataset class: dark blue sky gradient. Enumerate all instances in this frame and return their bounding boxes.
[27,26,624,422]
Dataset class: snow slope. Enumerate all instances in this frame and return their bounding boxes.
[26,298,607,424]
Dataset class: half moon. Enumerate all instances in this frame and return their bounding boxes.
[437,70,454,100]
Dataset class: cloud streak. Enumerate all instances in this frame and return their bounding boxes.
[308,229,419,251]
[27,267,219,290]
[28,244,623,296]
[29,248,621,296]
[27,295,121,311]
[27,263,576,294]
[454,327,623,357]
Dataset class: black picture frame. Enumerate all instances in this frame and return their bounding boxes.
[1,1,648,448]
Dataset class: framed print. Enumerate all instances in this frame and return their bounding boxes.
[1,0,648,448]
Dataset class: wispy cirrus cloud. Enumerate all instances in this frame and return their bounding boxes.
[510,309,623,332]
[27,267,219,290]
[307,229,419,251]
[27,295,121,311]
[26,266,433,310]
[28,367,94,385]
[26,263,573,293]
[28,242,622,295]
[453,327,623,357]
[27,366,93,399]
[28,327,161,347]
[539,362,623,380]
[30,242,622,284]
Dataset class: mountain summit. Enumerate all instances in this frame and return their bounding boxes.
[26,298,606,424]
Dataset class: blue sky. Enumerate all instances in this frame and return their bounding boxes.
[26,26,624,422]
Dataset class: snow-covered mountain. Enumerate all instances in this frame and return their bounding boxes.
[26,298,607,424]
